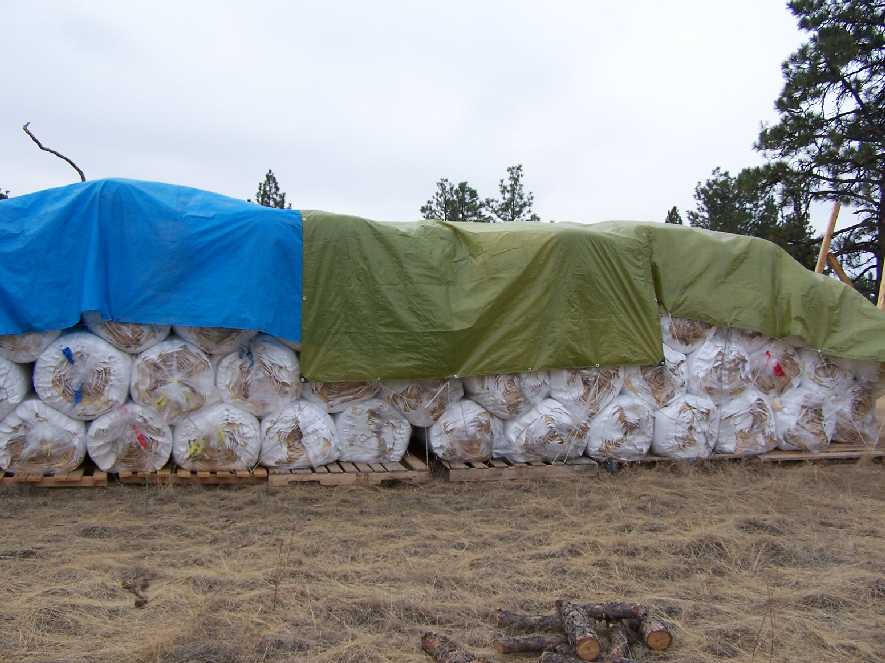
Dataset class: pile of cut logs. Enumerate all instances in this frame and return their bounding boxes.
[422,601,673,662]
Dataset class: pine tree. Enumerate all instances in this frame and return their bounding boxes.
[420,178,490,222]
[254,170,291,209]
[756,0,885,299]
[665,206,683,224]
[486,164,540,222]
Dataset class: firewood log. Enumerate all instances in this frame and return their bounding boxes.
[539,652,583,663]
[420,632,491,663]
[639,617,673,651]
[556,601,601,661]
[493,634,565,654]
[496,609,562,631]
[582,603,647,621]
[603,622,640,662]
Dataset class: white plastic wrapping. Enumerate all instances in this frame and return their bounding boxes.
[381,378,464,427]
[426,399,501,462]
[748,340,802,396]
[687,330,750,401]
[334,398,411,463]
[462,372,549,420]
[83,312,170,354]
[173,403,261,471]
[498,398,590,462]
[733,328,770,355]
[832,381,879,446]
[548,367,623,422]
[652,393,719,459]
[715,389,778,456]
[775,384,835,452]
[34,332,132,420]
[660,315,715,354]
[0,399,86,473]
[216,334,301,417]
[86,403,173,472]
[0,330,62,363]
[260,400,338,469]
[276,337,302,353]
[622,345,687,408]
[0,356,31,421]
[586,393,653,460]
[173,326,257,355]
[833,357,880,385]
[304,381,381,414]
[800,349,854,393]
[130,338,218,424]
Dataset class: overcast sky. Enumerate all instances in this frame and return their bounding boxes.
[3,1,819,227]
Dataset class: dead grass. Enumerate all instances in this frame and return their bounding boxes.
[0,462,883,662]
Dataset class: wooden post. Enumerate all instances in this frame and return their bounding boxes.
[815,201,841,273]
[825,253,854,287]
[878,276,885,310]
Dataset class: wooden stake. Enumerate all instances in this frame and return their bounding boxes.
[420,632,491,663]
[815,201,842,273]
[556,601,601,661]
[493,634,565,654]
[825,253,854,287]
[878,274,885,310]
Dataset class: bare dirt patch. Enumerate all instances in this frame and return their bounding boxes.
[0,462,883,662]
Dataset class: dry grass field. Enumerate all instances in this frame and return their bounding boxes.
[1,462,883,663]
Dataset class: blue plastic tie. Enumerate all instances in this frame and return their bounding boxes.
[62,347,75,364]
[73,386,83,405]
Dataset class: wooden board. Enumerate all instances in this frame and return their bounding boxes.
[114,467,175,485]
[268,453,430,487]
[438,456,598,482]
[171,466,268,485]
[0,464,108,488]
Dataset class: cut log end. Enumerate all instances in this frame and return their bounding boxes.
[574,636,601,661]
[557,600,602,662]
[640,618,673,651]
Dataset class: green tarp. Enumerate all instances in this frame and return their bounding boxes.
[301,212,885,382]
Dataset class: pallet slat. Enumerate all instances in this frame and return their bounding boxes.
[0,464,107,488]
[268,453,430,487]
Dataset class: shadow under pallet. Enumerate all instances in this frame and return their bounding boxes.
[268,453,430,487]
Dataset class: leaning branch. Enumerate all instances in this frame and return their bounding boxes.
[22,122,85,182]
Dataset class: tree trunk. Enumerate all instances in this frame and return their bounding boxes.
[420,633,491,663]
[639,617,673,651]
[497,604,646,632]
[556,601,601,661]
[496,609,562,631]
[494,635,565,654]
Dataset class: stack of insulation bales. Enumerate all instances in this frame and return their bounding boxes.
[0,313,880,477]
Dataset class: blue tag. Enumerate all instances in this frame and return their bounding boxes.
[73,385,83,405]
[62,347,75,364]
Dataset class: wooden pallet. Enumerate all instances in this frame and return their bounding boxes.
[0,464,108,488]
[268,453,430,487]
[171,466,268,485]
[115,467,175,485]
[614,441,884,465]
[438,456,598,482]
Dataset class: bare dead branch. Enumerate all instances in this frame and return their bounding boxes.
[22,122,85,182]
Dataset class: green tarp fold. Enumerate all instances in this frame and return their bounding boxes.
[301,213,885,382]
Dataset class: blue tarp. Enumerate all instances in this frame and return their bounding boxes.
[0,178,303,342]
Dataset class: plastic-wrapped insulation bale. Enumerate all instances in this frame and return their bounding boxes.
[748,340,802,396]
[622,346,687,408]
[775,384,835,452]
[173,403,261,471]
[586,393,653,460]
[130,338,218,424]
[0,356,31,421]
[834,357,881,385]
[0,399,86,473]
[380,378,464,427]
[498,398,590,462]
[216,334,301,417]
[277,338,302,353]
[426,399,501,462]
[733,328,770,355]
[715,389,778,456]
[0,330,62,363]
[548,367,623,422]
[462,372,549,420]
[260,400,338,469]
[34,332,132,420]
[305,381,381,414]
[660,315,715,354]
[652,393,719,459]
[832,381,879,446]
[334,398,411,463]
[687,330,750,401]
[800,349,854,393]
[83,312,170,354]
[173,326,257,355]
[86,403,172,472]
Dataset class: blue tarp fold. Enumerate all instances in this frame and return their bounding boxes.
[0,178,303,342]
